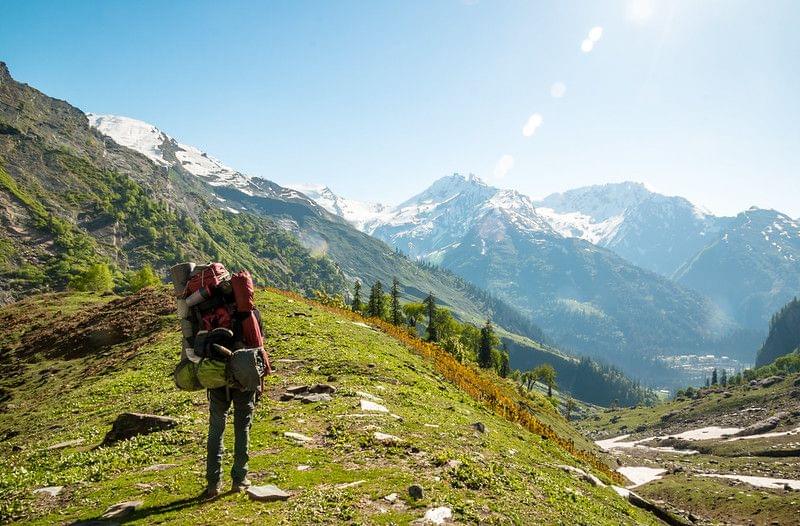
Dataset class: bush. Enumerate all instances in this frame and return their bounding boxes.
[128,264,161,292]
[70,263,114,293]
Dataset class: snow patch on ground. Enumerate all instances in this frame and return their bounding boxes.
[617,466,666,488]
[699,473,800,491]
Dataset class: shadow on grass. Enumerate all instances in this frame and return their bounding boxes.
[71,491,235,525]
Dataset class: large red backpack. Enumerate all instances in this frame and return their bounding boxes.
[172,262,271,390]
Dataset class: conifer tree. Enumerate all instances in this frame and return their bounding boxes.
[711,368,718,385]
[367,281,385,318]
[352,280,363,313]
[423,293,438,342]
[478,319,496,369]
[390,277,402,325]
[499,350,511,378]
[720,368,727,386]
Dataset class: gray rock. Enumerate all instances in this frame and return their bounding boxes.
[286,385,309,395]
[284,431,312,443]
[247,484,290,502]
[408,484,424,500]
[471,422,487,433]
[102,413,178,445]
[33,486,63,497]
[299,393,332,404]
[46,438,85,450]
[581,473,606,488]
[101,500,142,519]
[734,412,788,437]
[279,393,296,402]
[309,383,337,394]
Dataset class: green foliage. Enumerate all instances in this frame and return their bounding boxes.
[424,293,438,342]
[127,264,160,292]
[531,364,557,397]
[69,263,114,293]
[390,277,402,325]
[756,297,800,367]
[366,280,386,319]
[351,280,363,313]
[478,320,498,369]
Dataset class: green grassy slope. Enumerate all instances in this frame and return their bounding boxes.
[0,289,658,525]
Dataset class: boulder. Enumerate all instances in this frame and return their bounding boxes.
[247,484,290,502]
[408,484,425,500]
[360,399,389,413]
[734,412,788,437]
[471,422,487,433]
[33,486,63,497]
[284,431,312,443]
[299,393,332,404]
[422,506,452,524]
[101,500,143,519]
[309,383,336,394]
[373,431,401,445]
[102,413,178,445]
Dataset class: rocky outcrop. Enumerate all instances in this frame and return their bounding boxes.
[101,413,178,445]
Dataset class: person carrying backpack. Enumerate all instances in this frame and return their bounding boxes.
[170,263,271,499]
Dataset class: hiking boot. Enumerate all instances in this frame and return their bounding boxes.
[231,478,252,493]
[201,482,222,500]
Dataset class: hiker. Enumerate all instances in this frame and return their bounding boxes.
[170,263,271,499]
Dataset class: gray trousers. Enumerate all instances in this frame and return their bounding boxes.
[206,387,256,485]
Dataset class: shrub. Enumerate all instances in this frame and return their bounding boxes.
[128,264,160,292]
[70,263,114,293]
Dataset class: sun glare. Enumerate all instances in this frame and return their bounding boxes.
[627,0,655,23]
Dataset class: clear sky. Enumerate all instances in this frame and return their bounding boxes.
[2,0,798,216]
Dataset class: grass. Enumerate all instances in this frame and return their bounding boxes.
[0,289,659,525]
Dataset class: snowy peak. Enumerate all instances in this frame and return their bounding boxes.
[287,183,390,231]
[87,114,171,166]
[537,181,653,221]
[87,113,319,209]
[397,173,489,210]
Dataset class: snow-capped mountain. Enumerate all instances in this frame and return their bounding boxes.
[87,114,319,212]
[674,207,800,329]
[369,174,554,261]
[286,183,390,231]
[535,182,721,276]
[309,174,732,369]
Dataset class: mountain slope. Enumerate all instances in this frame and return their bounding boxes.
[536,182,721,277]
[0,63,344,300]
[755,296,800,366]
[84,113,560,354]
[360,175,733,374]
[674,208,800,331]
[0,288,659,525]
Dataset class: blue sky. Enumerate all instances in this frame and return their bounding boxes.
[2,0,798,216]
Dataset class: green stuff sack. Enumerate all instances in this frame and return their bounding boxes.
[174,360,203,391]
[196,359,228,389]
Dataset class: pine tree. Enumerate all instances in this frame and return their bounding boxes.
[711,368,718,385]
[424,293,438,342]
[720,368,728,386]
[478,319,495,369]
[351,280,363,313]
[367,281,385,318]
[390,277,402,325]
[499,350,511,378]
[705,377,710,388]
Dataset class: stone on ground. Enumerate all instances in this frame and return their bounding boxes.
[284,431,312,443]
[408,483,424,500]
[373,431,401,444]
[101,500,143,519]
[46,438,85,450]
[102,413,178,445]
[247,484,290,502]
[299,393,332,404]
[309,383,336,394]
[422,506,453,524]
[360,399,389,413]
[384,492,399,502]
[33,486,63,497]
[471,422,487,433]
